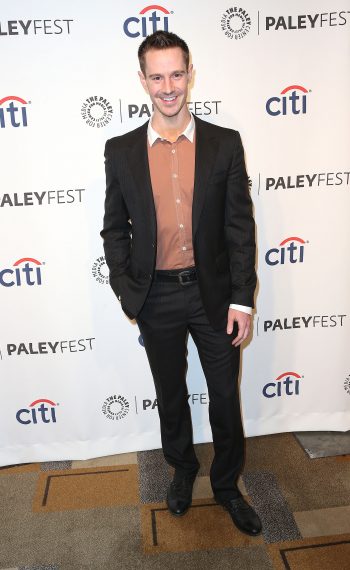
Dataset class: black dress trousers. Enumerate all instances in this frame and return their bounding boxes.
[136,272,245,501]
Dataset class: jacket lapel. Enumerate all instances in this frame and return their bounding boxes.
[127,121,157,238]
[192,116,219,237]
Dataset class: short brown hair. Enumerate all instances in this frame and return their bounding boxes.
[138,30,190,74]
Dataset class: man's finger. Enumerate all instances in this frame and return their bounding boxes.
[226,315,235,335]
[232,320,251,346]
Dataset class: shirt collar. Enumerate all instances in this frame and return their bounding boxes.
[147,113,195,146]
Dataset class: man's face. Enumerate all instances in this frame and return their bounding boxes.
[139,47,192,119]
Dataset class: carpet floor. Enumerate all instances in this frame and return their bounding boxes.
[0,433,349,569]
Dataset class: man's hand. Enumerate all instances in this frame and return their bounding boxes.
[227,308,251,347]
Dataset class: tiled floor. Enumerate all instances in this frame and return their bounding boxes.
[0,434,349,569]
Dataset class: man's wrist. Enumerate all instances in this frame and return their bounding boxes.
[229,304,252,315]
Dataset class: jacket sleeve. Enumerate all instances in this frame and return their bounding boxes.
[224,131,257,307]
[100,139,132,299]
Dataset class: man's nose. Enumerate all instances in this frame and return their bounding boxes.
[163,76,174,94]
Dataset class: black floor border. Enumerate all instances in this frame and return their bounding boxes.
[150,502,217,547]
[41,468,130,506]
[279,539,350,570]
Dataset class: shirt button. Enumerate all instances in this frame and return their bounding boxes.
[182,246,187,251]
[171,149,176,154]
[176,199,180,203]
[173,173,178,178]
[179,224,184,228]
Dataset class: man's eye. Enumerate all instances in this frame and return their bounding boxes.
[153,76,161,81]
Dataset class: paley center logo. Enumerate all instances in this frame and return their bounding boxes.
[81,96,113,128]
[92,256,109,285]
[123,5,172,38]
[0,257,44,287]
[0,96,30,128]
[266,85,310,116]
[221,7,251,39]
[16,398,59,425]
[265,237,306,266]
[102,395,130,420]
[263,371,302,398]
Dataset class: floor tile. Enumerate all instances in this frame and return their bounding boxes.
[138,449,170,504]
[267,534,350,570]
[294,431,350,458]
[71,452,137,469]
[32,465,139,512]
[0,464,40,475]
[141,499,264,553]
[294,505,350,537]
[243,471,301,543]
[40,461,72,472]
[245,433,350,511]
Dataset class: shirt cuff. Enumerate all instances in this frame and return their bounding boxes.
[229,304,252,315]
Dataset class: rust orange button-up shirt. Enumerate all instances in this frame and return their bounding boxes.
[146,114,252,315]
[147,114,196,270]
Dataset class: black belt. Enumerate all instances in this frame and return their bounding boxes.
[153,267,197,286]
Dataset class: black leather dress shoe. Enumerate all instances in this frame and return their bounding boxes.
[166,475,196,516]
[216,496,262,536]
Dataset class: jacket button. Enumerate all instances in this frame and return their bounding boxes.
[149,274,152,279]
[152,242,155,248]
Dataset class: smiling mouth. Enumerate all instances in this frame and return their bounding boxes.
[160,96,177,103]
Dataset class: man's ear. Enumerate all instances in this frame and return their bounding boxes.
[138,70,149,94]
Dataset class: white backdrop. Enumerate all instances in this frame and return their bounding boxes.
[1,0,349,466]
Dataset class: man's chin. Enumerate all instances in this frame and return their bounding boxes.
[155,101,187,119]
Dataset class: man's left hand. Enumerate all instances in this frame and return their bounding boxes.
[227,308,251,347]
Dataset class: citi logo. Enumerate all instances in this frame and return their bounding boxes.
[123,5,171,38]
[265,237,306,266]
[266,85,310,116]
[263,372,302,398]
[16,398,58,425]
[0,257,44,287]
[0,95,30,128]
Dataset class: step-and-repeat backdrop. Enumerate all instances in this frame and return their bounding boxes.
[1,0,349,466]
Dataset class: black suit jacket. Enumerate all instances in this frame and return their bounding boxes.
[101,115,256,330]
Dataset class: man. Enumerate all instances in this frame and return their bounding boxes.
[101,31,261,536]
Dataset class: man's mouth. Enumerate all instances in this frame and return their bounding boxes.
[160,95,177,103]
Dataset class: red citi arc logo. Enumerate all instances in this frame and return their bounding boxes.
[0,257,44,287]
[0,95,29,128]
[123,5,171,38]
[16,399,58,425]
[265,237,306,266]
[263,372,302,398]
[266,85,310,116]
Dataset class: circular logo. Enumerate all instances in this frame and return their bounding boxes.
[344,375,350,395]
[92,256,109,285]
[102,395,130,420]
[81,96,113,128]
[221,7,251,40]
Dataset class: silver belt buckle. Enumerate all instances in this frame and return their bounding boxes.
[178,269,194,286]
